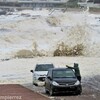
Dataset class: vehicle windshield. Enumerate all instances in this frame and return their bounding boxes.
[35,64,54,71]
[53,69,75,78]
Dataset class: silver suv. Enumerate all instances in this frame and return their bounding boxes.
[30,64,54,86]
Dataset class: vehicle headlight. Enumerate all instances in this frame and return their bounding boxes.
[52,81,59,86]
[74,80,80,85]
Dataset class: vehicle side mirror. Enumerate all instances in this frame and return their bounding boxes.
[47,76,52,80]
[30,70,34,73]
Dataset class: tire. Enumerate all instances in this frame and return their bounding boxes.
[77,90,82,95]
[33,83,38,86]
[76,86,82,95]
[76,90,81,95]
[45,87,49,94]
[49,87,54,96]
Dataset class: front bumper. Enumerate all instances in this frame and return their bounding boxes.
[37,81,45,86]
[33,80,45,86]
[52,85,81,93]
[33,77,45,86]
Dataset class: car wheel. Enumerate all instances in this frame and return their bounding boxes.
[33,83,38,86]
[45,87,49,94]
[76,90,82,95]
[76,86,82,95]
[49,88,54,96]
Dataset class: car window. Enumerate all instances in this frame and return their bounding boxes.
[47,70,51,77]
[53,70,75,78]
[35,64,54,71]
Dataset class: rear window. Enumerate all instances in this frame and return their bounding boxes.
[35,64,54,71]
[53,69,75,78]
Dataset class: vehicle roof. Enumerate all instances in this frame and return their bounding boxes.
[33,64,54,70]
[49,68,73,71]
[36,63,54,65]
